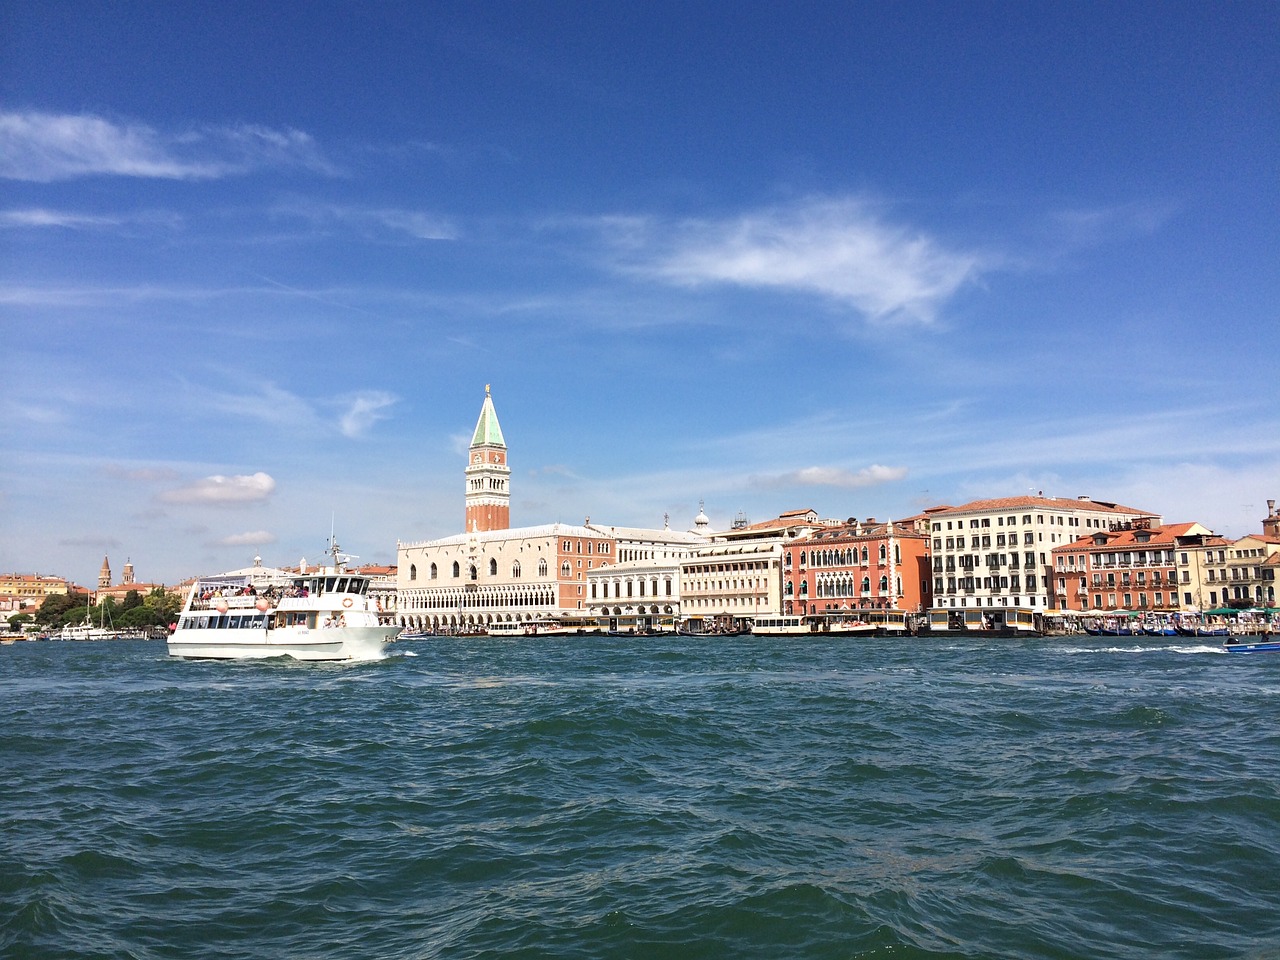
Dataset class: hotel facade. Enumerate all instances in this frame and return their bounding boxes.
[924,495,1161,613]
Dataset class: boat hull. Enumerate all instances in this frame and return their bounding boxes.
[1224,637,1280,654]
[167,626,398,661]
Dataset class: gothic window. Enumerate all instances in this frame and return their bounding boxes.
[861,577,871,594]
[452,561,460,578]
[430,563,438,579]
[409,564,417,581]
[561,561,571,577]
[512,561,521,578]
[538,559,548,577]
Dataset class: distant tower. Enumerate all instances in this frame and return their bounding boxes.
[1264,499,1279,539]
[98,555,112,590]
[122,559,136,585]
[465,385,511,533]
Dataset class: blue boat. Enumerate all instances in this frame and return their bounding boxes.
[1224,636,1280,654]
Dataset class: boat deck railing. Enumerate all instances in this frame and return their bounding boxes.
[188,594,267,612]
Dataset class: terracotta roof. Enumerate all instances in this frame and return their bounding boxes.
[796,520,926,543]
[1053,522,1211,553]
[927,495,1154,517]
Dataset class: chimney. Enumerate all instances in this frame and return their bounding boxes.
[1264,500,1280,539]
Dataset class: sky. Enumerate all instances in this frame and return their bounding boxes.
[2,1,1278,588]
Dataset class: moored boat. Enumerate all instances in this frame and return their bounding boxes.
[750,615,813,637]
[487,615,603,638]
[167,541,399,661]
[925,607,1041,638]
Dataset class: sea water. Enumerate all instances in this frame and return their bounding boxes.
[2,635,1278,959]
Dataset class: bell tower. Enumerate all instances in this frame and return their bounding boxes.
[465,385,511,533]
[98,555,112,590]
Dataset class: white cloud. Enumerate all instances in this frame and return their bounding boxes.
[0,110,336,182]
[338,392,397,438]
[215,530,277,547]
[617,197,989,323]
[159,472,276,505]
[751,464,909,489]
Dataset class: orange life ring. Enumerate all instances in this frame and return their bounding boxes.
[342,598,353,608]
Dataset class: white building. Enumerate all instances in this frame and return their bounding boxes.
[582,513,710,630]
[397,522,617,633]
[925,494,1160,613]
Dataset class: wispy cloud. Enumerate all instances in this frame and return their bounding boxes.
[1,208,118,229]
[338,391,397,438]
[0,110,337,182]
[0,206,184,232]
[606,197,992,323]
[158,472,276,505]
[271,198,457,241]
[750,464,909,489]
[104,465,183,484]
[215,530,277,547]
[1048,200,1175,248]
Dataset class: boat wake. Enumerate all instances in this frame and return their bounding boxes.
[1057,643,1226,656]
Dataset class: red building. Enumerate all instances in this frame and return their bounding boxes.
[783,518,932,615]
[1051,520,1210,613]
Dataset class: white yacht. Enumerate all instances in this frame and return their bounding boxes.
[167,543,399,661]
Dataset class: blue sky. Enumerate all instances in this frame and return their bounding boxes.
[3,1,1277,588]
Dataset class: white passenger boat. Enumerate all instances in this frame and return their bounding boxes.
[486,616,603,638]
[924,607,1041,637]
[167,542,399,661]
[751,615,813,637]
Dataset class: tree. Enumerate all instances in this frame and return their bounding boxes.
[121,589,143,612]
[143,587,182,629]
[35,592,89,627]
[119,605,159,629]
[7,613,32,632]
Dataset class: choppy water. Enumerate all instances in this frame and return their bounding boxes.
[2,635,1279,959]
